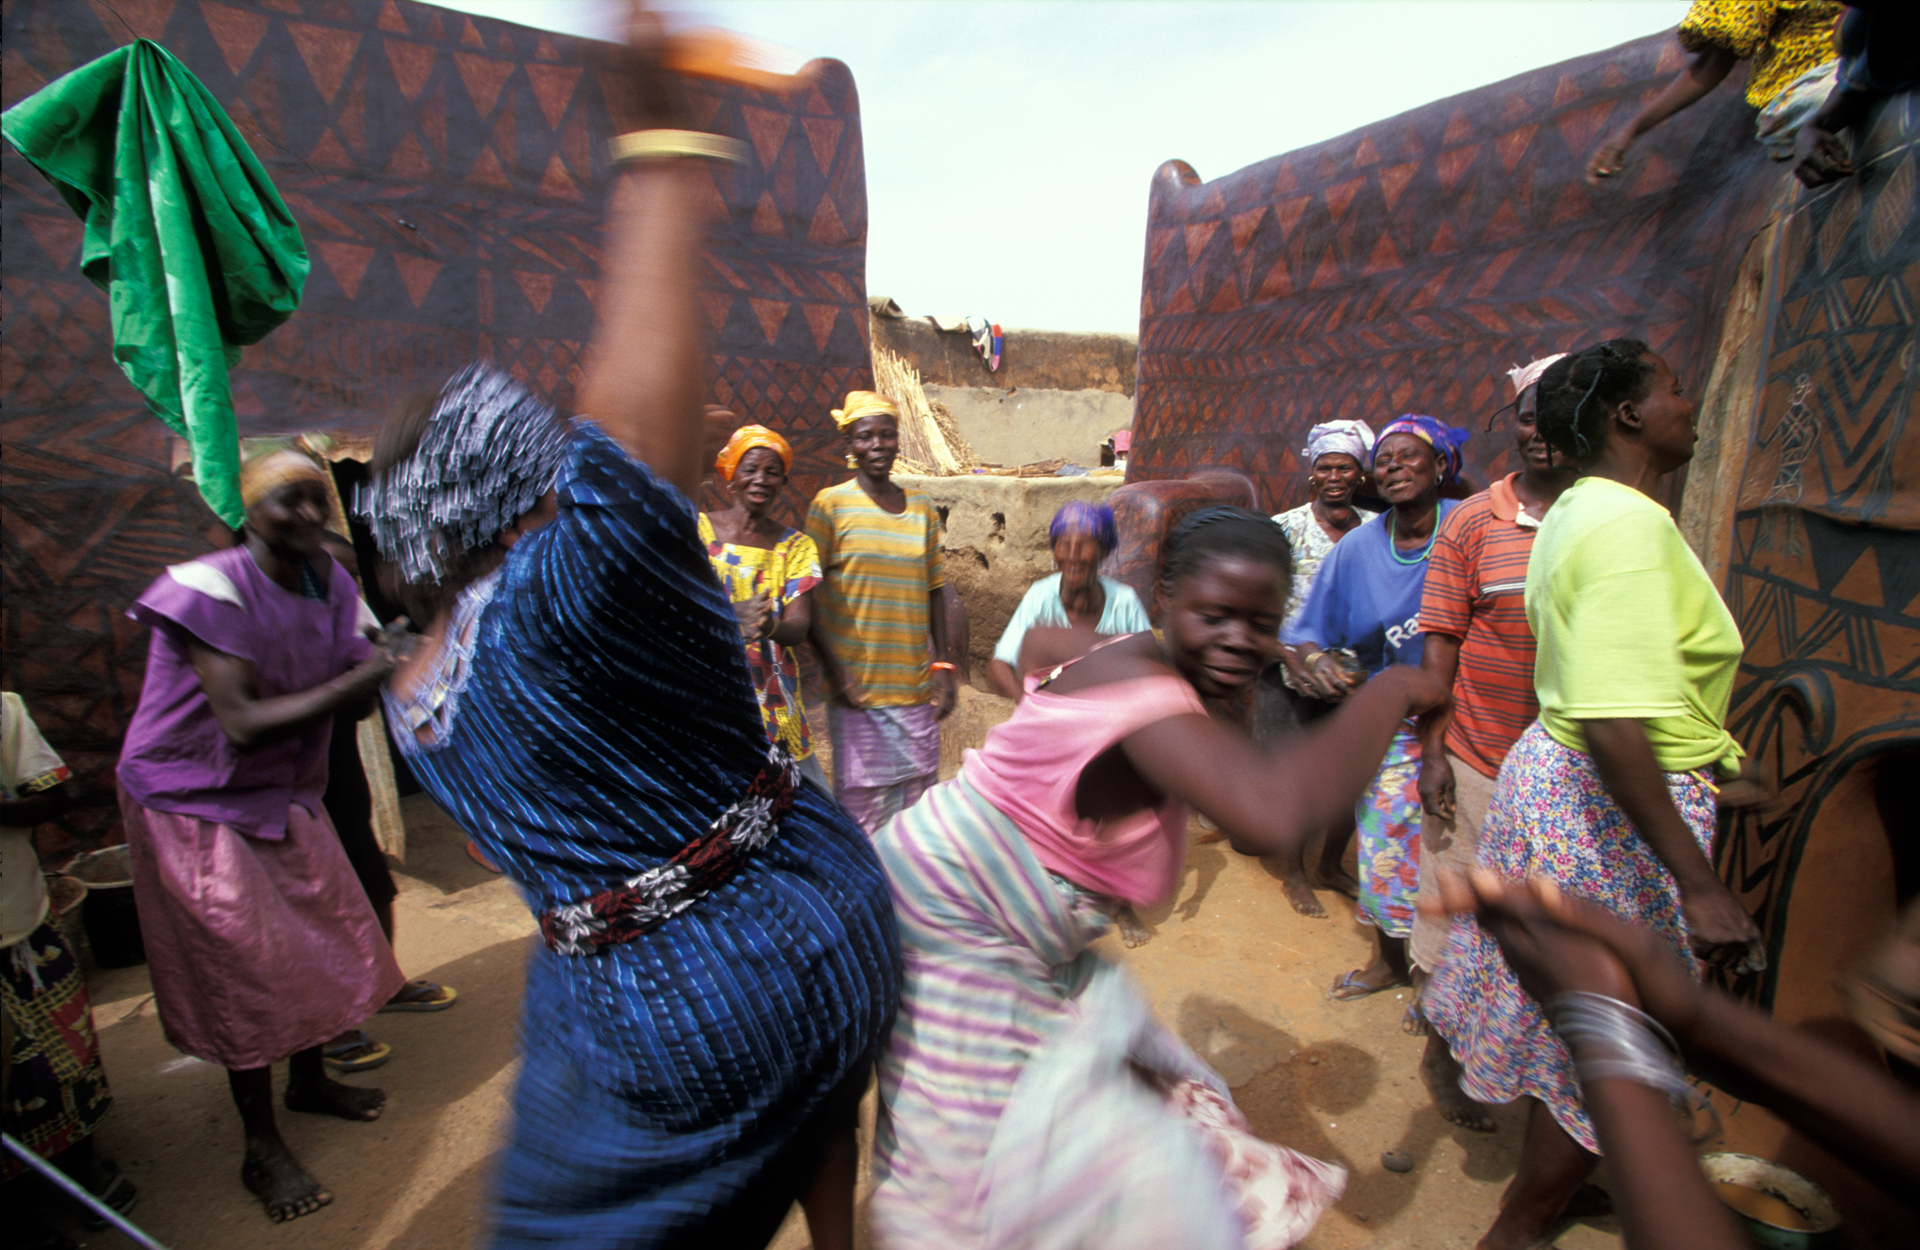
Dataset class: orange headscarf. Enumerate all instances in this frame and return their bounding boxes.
[714,424,793,483]
[830,390,898,430]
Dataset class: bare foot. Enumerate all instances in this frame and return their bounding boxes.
[1422,1037,1496,1133]
[1279,872,1328,918]
[242,1137,332,1223]
[285,1074,385,1121]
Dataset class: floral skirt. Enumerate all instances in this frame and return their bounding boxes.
[1421,722,1714,1153]
[1354,724,1422,938]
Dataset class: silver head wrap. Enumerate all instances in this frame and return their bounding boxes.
[1302,419,1375,468]
[1507,353,1569,396]
[357,363,570,585]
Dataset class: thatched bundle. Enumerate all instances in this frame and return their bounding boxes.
[870,344,979,476]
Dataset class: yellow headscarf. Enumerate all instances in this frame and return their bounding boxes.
[830,390,898,430]
[714,424,793,483]
[239,449,328,510]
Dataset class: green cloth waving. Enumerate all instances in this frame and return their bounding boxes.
[2,40,307,526]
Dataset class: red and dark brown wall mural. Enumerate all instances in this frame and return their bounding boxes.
[1128,20,1916,1223]
[2,0,872,846]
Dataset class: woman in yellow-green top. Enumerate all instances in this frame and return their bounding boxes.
[805,391,962,835]
[1423,340,1767,1250]
[700,423,828,788]
[1587,0,1844,181]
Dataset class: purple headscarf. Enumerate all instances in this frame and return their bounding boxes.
[1374,414,1471,487]
[1049,500,1118,554]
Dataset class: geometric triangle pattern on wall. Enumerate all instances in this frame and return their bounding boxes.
[1,0,872,846]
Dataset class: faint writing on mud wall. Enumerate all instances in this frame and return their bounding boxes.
[1764,372,1817,506]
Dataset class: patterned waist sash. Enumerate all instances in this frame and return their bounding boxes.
[539,744,799,956]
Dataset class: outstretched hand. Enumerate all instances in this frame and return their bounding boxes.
[1425,869,1706,1035]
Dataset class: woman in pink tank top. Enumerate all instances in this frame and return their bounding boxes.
[869,507,1447,1250]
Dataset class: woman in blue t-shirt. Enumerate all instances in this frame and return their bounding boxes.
[1285,415,1467,1001]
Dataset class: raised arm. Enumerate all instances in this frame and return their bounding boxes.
[1587,44,1737,183]
[573,15,718,499]
[1124,665,1446,857]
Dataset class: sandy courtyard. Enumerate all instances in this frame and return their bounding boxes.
[53,786,1630,1250]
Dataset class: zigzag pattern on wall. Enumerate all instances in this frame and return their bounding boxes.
[1127,30,1777,513]
[1,0,871,847]
[1718,93,1919,1007]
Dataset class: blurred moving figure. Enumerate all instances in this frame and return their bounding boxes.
[1431,870,1920,1250]
[357,18,898,1248]
[870,507,1448,1250]
[986,500,1150,701]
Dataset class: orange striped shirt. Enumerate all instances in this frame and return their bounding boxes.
[1420,475,1543,779]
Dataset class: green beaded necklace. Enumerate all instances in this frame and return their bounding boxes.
[1386,511,1439,565]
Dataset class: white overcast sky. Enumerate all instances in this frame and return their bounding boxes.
[438,2,1691,332]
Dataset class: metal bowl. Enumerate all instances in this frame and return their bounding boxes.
[1699,1153,1841,1249]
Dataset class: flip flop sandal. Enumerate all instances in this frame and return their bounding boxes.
[77,1160,139,1230]
[466,840,503,873]
[1329,969,1408,1001]
[322,1029,393,1073]
[379,980,459,1013]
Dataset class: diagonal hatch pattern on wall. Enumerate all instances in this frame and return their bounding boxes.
[1126,30,1778,514]
[1717,93,1919,1007]
[1,0,871,845]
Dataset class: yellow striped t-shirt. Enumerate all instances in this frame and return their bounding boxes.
[805,480,945,707]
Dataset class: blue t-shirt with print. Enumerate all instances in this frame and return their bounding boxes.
[1282,502,1457,675]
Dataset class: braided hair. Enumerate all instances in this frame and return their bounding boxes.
[1158,506,1293,606]
[1534,339,1658,464]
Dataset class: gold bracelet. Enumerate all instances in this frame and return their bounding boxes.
[1301,650,1327,668]
[608,129,749,166]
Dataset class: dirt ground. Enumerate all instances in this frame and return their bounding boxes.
[46,754,1631,1250]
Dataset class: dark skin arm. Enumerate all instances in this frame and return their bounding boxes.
[187,640,391,751]
[0,781,72,828]
[1032,630,1447,856]
[809,619,867,710]
[1583,717,1764,972]
[771,588,811,649]
[1587,44,1737,183]
[1435,871,1920,1196]
[986,658,1022,702]
[1432,871,1749,1250]
[928,585,959,719]
[1416,631,1462,828]
[572,13,710,498]
[1793,82,1874,187]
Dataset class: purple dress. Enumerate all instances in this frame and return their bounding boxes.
[116,546,401,1069]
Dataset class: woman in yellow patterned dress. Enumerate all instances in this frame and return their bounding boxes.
[1586,0,1843,183]
[700,424,829,787]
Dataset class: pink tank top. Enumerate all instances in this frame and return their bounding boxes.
[962,657,1207,908]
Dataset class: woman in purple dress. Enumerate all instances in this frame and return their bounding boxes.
[116,450,404,1223]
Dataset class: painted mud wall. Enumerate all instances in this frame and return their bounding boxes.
[1,0,872,846]
[1128,30,1777,512]
[1131,23,1917,1235]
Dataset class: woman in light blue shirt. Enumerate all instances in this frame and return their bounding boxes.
[986,501,1151,700]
